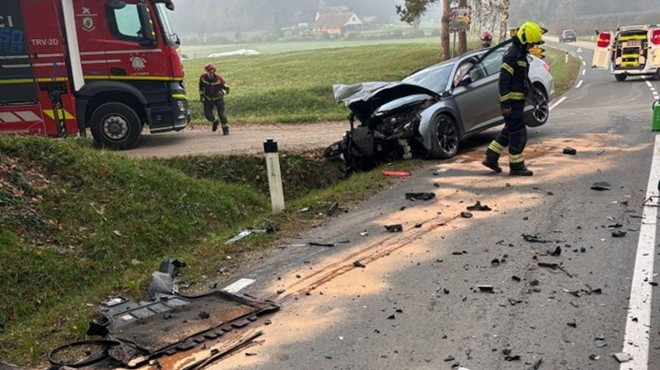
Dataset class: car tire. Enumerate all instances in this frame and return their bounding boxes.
[90,102,142,150]
[524,87,549,128]
[429,114,459,159]
[615,74,627,82]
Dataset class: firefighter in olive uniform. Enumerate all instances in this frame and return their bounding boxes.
[199,63,230,135]
[482,21,544,176]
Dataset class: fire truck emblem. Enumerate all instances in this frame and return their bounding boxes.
[82,17,95,32]
[130,56,147,71]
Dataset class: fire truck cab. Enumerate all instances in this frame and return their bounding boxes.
[592,25,660,82]
[0,0,189,149]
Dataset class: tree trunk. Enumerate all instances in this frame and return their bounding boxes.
[458,0,468,54]
[499,0,510,43]
[441,0,450,61]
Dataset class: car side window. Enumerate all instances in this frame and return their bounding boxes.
[481,46,508,76]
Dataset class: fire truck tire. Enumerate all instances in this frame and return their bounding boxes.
[90,103,142,150]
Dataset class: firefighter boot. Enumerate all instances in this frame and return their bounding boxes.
[212,119,219,132]
[510,167,534,176]
[222,126,229,136]
[482,145,502,173]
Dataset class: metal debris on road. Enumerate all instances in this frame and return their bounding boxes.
[466,201,492,211]
[460,211,473,218]
[353,261,366,268]
[538,261,573,277]
[548,246,562,256]
[384,224,403,232]
[528,358,543,369]
[476,285,494,293]
[523,234,564,243]
[590,181,612,191]
[491,258,500,267]
[308,242,335,247]
[563,147,577,155]
[612,352,632,363]
[612,230,626,237]
[405,192,436,201]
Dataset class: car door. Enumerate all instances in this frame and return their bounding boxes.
[453,43,507,134]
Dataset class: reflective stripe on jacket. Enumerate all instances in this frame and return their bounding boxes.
[499,40,530,106]
[199,73,228,101]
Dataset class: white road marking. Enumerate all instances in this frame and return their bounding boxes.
[582,69,586,76]
[222,278,256,293]
[646,81,654,88]
[575,80,583,88]
[581,60,586,66]
[619,134,660,370]
[549,97,566,111]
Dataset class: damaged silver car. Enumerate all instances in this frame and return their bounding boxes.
[324,39,554,171]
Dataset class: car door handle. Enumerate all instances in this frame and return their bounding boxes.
[110,67,127,76]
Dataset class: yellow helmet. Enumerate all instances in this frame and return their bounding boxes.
[517,21,544,45]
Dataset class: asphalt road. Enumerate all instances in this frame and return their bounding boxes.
[177,40,660,370]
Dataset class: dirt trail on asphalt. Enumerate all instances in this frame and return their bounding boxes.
[122,122,348,158]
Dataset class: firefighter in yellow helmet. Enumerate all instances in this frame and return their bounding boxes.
[482,21,544,176]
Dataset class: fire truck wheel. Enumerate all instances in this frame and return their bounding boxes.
[90,103,142,150]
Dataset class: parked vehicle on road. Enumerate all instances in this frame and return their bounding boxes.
[324,39,555,171]
[592,25,660,81]
[0,0,189,150]
[559,29,577,43]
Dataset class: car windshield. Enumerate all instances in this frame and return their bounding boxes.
[402,62,454,93]
[564,30,576,36]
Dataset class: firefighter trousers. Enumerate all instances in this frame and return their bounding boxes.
[203,99,228,127]
[485,101,528,170]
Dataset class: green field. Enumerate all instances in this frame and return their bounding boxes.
[184,41,580,127]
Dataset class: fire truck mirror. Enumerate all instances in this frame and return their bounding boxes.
[137,3,156,46]
[153,0,175,11]
[106,0,126,10]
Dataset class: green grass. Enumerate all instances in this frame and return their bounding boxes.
[185,42,580,127]
[546,48,582,97]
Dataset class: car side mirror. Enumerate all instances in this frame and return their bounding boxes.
[458,74,473,87]
[107,0,126,9]
[137,3,157,46]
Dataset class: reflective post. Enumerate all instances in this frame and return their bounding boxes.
[264,139,285,214]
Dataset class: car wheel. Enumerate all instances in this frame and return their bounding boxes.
[429,114,459,159]
[615,73,627,82]
[90,103,142,150]
[524,87,549,128]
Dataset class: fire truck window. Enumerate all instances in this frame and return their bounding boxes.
[108,4,144,42]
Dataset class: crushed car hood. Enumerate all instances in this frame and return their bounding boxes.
[333,82,441,121]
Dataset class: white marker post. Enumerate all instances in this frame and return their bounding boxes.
[565,52,569,64]
[264,139,285,214]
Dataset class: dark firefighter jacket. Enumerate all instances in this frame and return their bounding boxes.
[499,39,530,108]
[199,73,229,101]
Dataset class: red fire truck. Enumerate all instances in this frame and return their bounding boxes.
[0,0,189,149]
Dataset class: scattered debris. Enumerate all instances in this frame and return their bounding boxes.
[326,202,339,216]
[594,339,607,348]
[512,275,522,282]
[528,358,543,369]
[477,285,494,293]
[563,147,577,155]
[353,261,366,268]
[589,354,599,360]
[523,234,563,243]
[591,181,612,191]
[612,352,632,363]
[460,211,473,219]
[382,170,410,177]
[384,224,403,232]
[405,192,436,201]
[308,242,335,247]
[491,258,501,267]
[466,201,492,211]
[548,246,562,256]
[612,230,627,237]
[508,298,523,306]
[567,321,577,328]
[414,223,423,228]
[360,231,369,236]
[538,261,573,277]
[225,229,266,244]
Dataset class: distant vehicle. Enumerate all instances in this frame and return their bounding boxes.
[324,39,555,171]
[592,25,660,81]
[559,29,577,43]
